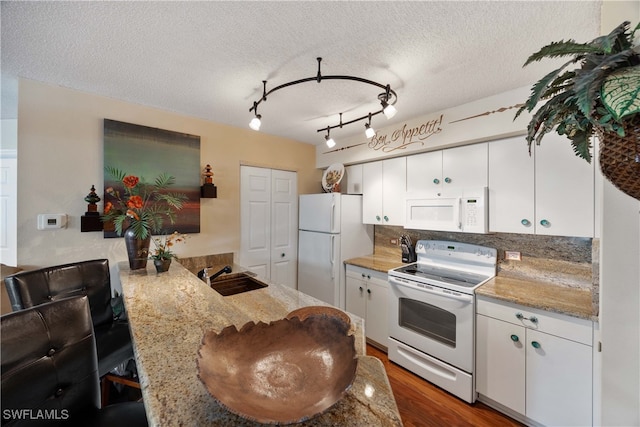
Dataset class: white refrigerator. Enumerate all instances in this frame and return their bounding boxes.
[297,193,373,309]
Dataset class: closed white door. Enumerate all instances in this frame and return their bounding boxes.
[475,314,526,414]
[362,161,383,224]
[488,136,535,234]
[535,133,594,237]
[0,152,17,266]
[442,142,488,189]
[240,166,271,280]
[270,169,297,288]
[240,166,297,288]
[406,150,442,194]
[381,157,406,226]
[526,329,592,427]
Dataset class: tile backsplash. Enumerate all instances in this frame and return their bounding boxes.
[375,226,595,291]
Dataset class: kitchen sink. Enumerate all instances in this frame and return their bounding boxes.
[210,274,268,296]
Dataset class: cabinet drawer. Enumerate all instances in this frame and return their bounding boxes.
[477,296,593,345]
[346,265,387,283]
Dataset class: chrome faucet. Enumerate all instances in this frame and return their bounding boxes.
[197,265,232,283]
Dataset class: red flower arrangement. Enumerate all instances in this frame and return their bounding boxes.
[101,167,188,239]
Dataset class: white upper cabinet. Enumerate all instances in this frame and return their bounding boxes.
[534,134,594,237]
[362,157,406,226]
[488,136,536,234]
[489,135,594,237]
[345,164,363,194]
[407,143,488,195]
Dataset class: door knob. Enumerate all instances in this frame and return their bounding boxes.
[281,253,285,257]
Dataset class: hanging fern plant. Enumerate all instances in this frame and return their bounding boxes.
[515,21,640,163]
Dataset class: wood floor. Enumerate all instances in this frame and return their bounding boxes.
[366,345,523,427]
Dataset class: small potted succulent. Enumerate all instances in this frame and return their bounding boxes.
[515,21,640,200]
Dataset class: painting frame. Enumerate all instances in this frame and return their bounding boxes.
[103,119,201,238]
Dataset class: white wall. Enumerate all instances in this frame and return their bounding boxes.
[598,2,640,425]
[15,80,319,292]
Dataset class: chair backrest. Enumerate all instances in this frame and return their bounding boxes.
[4,259,113,329]
[1,296,101,425]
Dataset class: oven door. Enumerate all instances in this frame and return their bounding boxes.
[388,275,474,373]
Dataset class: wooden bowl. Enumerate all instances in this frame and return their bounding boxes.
[196,315,357,424]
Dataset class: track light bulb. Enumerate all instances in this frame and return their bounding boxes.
[325,134,336,148]
[365,123,376,139]
[382,102,397,119]
[249,115,262,131]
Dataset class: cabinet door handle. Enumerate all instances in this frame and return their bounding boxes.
[281,253,285,258]
[515,312,538,323]
[361,273,365,278]
[366,275,371,279]
[376,215,381,222]
[540,219,550,227]
[510,334,519,342]
[359,286,363,292]
[521,219,531,226]
[383,215,389,222]
[367,289,371,294]
[444,177,452,184]
[531,341,541,349]
[433,178,440,184]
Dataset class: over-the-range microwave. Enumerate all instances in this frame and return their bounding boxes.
[405,187,488,233]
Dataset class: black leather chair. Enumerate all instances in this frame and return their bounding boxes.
[1,295,148,426]
[3,259,137,405]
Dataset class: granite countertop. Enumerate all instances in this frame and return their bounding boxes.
[118,260,402,426]
[476,276,596,321]
[345,254,596,321]
[344,254,405,273]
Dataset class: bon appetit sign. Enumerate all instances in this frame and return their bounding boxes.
[316,85,530,168]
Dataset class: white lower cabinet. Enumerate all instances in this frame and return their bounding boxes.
[476,296,593,426]
[345,265,388,348]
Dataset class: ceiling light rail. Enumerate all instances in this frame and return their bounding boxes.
[249,57,398,146]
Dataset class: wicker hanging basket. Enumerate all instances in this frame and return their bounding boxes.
[597,114,640,201]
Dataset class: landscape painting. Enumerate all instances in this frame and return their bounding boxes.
[103,119,201,237]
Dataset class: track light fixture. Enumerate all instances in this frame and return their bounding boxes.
[379,89,397,119]
[249,57,398,145]
[249,102,262,131]
[324,127,336,148]
[364,113,376,139]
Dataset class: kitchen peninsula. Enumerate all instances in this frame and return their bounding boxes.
[118,260,402,426]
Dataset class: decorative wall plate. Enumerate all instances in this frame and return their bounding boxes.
[322,163,344,192]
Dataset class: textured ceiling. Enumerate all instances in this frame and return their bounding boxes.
[1,1,602,145]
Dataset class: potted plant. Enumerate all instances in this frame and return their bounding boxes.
[150,231,188,273]
[101,166,188,270]
[515,21,640,200]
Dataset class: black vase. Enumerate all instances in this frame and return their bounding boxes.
[124,228,151,270]
[154,258,172,273]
